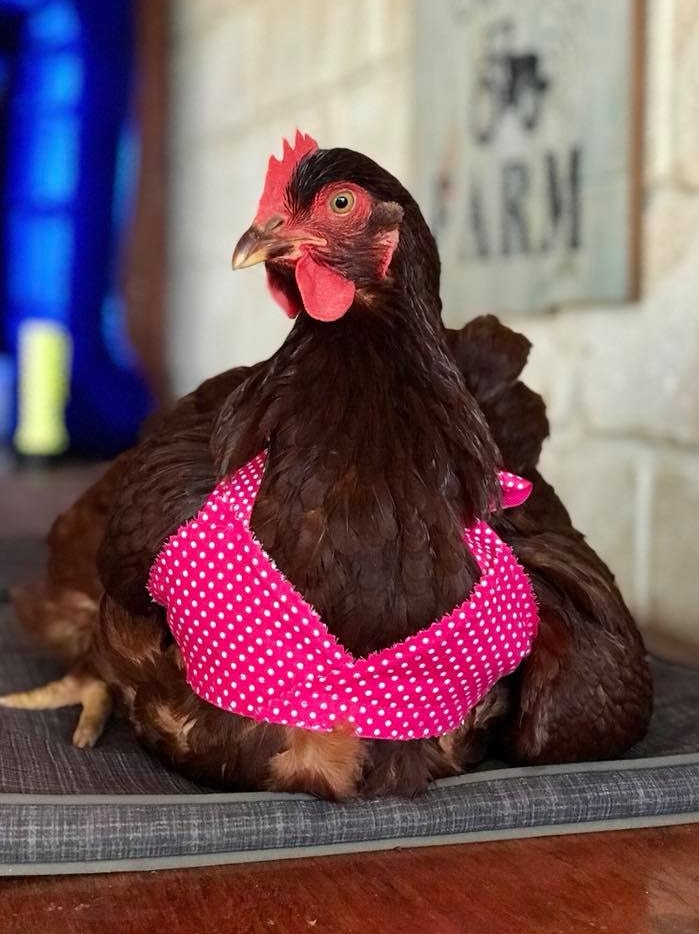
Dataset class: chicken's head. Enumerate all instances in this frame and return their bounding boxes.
[231,131,440,322]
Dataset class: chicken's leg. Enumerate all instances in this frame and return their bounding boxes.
[0,667,112,748]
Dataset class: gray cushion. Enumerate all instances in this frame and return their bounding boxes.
[1,542,697,875]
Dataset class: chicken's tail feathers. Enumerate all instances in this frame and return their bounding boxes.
[447,315,549,475]
[448,314,531,398]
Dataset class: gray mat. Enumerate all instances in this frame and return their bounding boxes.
[1,549,698,875]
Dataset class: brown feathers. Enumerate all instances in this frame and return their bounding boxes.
[269,726,364,799]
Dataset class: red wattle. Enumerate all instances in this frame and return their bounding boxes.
[266,269,298,318]
[295,253,355,322]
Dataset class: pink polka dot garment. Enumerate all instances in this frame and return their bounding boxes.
[148,453,539,741]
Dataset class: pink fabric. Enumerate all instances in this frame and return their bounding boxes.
[148,454,539,741]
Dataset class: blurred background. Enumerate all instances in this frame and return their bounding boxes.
[1,0,697,660]
[0,0,165,460]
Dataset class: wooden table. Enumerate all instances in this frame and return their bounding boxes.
[1,826,698,934]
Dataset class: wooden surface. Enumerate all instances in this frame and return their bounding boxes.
[124,0,169,402]
[0,826,697,934]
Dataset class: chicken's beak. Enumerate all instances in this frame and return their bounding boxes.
[231,226,283,269]
[232,218,325,270]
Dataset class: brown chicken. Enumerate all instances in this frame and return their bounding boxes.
[1,137,652,798]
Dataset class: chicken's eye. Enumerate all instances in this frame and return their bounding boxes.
[329,191,355,215]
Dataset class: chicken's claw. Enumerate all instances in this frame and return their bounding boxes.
[0,669,112,748]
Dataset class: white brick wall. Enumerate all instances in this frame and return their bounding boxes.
[169,0,699,649]
[514,0,699,648]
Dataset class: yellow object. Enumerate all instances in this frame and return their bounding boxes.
[13,318,72,457]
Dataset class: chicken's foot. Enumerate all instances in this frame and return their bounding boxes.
[0,668,112,748]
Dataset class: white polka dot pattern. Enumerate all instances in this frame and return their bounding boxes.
[148,454,539,741]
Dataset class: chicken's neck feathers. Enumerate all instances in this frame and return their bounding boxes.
[209,291,501,652]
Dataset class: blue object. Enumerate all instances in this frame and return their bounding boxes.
[1,0,155,457]
[0,352,13,440]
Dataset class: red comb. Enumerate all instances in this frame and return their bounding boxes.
[256,130,318,219]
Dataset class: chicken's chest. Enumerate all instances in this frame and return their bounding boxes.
[147,452,539,741]
[249,447,478,656]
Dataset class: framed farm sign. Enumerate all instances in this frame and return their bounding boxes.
[413,0,644,318]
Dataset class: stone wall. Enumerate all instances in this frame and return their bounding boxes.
[169,0,699,653]
[513,0,699,653]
